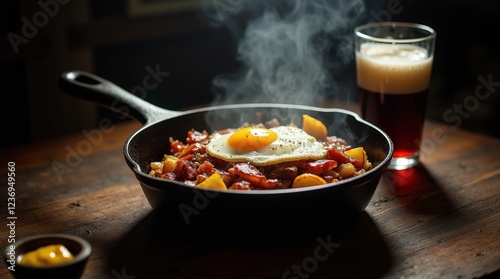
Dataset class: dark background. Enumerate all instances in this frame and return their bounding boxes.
[1,0,499,148]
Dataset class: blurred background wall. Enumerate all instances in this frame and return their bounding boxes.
[1,0,499,148]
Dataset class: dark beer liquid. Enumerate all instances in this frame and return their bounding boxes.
[360,88,428,158]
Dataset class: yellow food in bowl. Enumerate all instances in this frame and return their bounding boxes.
[19,244,74,267]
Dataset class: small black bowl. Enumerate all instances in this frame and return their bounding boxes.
[4,234,91,279]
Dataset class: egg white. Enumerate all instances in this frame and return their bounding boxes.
[206,126,327,166]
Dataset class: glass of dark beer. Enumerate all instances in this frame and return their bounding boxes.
[354,22,436,170]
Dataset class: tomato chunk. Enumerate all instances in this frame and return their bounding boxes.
[302,160,338,175]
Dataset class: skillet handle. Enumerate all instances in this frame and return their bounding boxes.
[59,71,181,124]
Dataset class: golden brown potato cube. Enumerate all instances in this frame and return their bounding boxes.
[197,172,227,190]
[338,163,356,178]
[344,147,365,163]
[302,114,328,141]
[292,173,327,188]
[162,155,179,173]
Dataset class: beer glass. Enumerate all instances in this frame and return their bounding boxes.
[354,22,436,170]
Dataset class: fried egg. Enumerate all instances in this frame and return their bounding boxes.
[206,126,326,166]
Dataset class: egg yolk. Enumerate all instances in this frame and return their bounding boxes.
[19,244,74,267]
[227,127,278,152]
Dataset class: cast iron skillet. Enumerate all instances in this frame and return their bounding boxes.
[59,71,393,235]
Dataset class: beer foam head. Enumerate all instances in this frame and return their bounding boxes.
[356,44,433,94]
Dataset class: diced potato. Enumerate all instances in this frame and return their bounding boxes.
[292,173,327,188]
[162,155,179,173]
[344,147,365,163]
[197,172,227,190]
[338,163,355,178]
[302,114,327,141]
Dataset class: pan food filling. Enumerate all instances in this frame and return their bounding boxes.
[149,115,373,190]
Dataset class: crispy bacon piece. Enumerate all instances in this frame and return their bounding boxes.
[197,161,215,176]
[186,130,209,144]
[268,165,298,180]
[301,159,338,175]
[176,143,206,159]
[174,159,197,181]
[229,180,252,190]
[169,139,185,154]
[229,163,279,189]
[218,170,236,186]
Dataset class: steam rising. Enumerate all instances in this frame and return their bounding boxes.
[201,0,366,105]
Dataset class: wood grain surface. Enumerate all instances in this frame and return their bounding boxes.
[0,120,499,279]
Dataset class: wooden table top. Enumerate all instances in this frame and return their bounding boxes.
[1,119,499,279]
